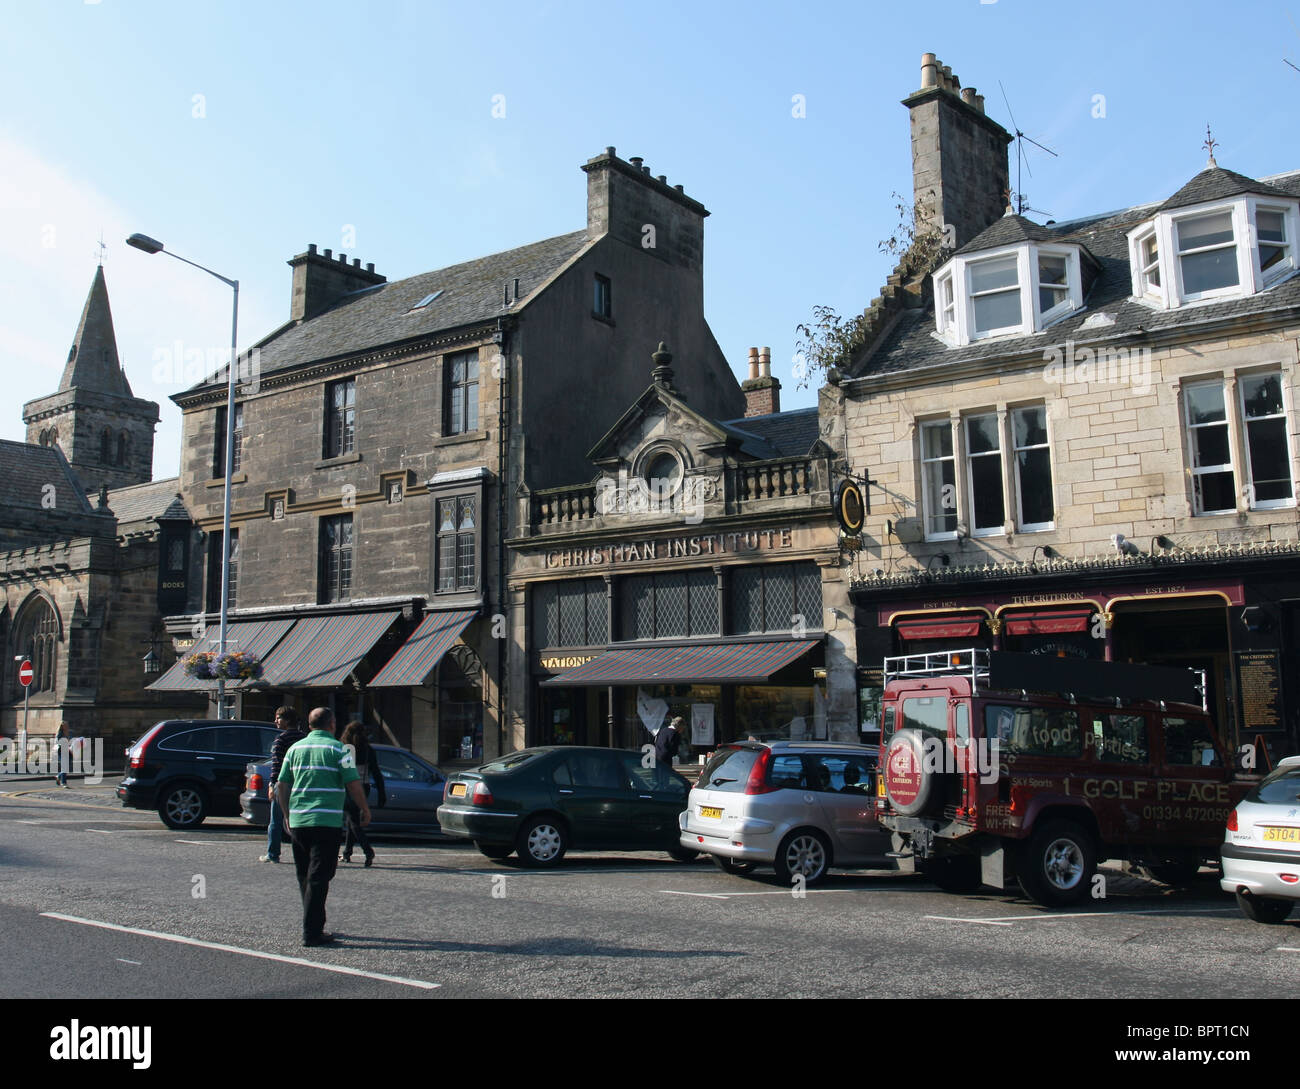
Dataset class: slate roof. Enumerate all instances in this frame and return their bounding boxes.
[185,230,592,392]
[0,440,97,516]
[955,212,1059,255]
[719,407,821,458]
[106,477,189,531]
[848,167,1300,382]
[1157,165,1294,213]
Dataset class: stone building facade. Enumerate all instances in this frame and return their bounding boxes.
[2,268,202,754]
[153,148,746,764]
[507,344,863,760]
[828,54,1300,760]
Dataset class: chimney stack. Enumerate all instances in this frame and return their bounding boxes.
[741,345,781,417]
[902,53,1011,252]
[582,147,710,274]
[287,244,387,322]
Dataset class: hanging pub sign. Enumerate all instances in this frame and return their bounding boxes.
[834,479,865,535]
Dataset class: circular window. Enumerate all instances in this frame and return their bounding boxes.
[644,451,682,499]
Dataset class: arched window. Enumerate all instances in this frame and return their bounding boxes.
[100,427,113,464]
[116,431,129,466]
[14,596,59,698]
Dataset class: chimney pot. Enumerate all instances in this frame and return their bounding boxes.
[629,156,643,169]
[961,87,977,106]
[307,243,317,255]
[974,92,985,114]
[941,65,953,89]
[674,184,684,192]
[760,346,772,378]
[605,146,616,156]
[323,249,333,259]
[338,253,347,263]
[353,258,361,267]
[657,175,666,183]
[366,262,375,273]
[921,53,939,89]
[747,346,760,380]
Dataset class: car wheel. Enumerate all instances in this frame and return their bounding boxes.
[711,855,757,876]
[516,816,567,868]
[159,783,207,830]
[773,829,831,886]
[1018,821,1096,907]
[1145,861,1201,887]
[476,842,513,860]
[1235,890,1294,924]
[924,855,983,894]
[667,846,699,863]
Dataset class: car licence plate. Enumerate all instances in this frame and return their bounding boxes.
[450,782,467,798]
[700,806,723,819]
[1262,826,1300,843]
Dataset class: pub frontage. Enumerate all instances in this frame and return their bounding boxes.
[850,543,1300,761]
[505,345,866,761]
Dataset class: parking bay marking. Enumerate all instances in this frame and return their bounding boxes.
[41,913,440,991]
[926,907,1240,926]
[661,889,885,900]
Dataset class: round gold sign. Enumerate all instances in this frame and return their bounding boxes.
[834,480,865,535]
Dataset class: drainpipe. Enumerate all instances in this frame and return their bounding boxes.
[496,316,510,759]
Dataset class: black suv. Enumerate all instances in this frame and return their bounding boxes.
[118,719,280,829]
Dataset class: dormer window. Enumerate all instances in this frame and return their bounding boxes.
[1127,197,1299,308]
[933,241,1086,347]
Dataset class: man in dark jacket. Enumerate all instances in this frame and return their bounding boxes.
[259,706,305,863]
[655,716,686,767]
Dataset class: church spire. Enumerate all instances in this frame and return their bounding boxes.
[59,265,130,396]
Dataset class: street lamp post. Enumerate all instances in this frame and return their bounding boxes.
[127,233,239,720]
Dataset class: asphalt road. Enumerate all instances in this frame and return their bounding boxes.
[3,780,1299,1005]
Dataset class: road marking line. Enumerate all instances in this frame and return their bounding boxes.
[41,913,440,991]
[115,958,142,965]
[662,890,731,899]
[662,888,882,900]
[1278,947,1300,953]
[926,907,1240,925]
[85,829,114,834]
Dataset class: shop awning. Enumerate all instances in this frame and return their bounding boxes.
[147,619,296,691]
[896,616,984,641]
[1004,608,1094,636]
[368,609,478,687]
[257,611,401,688]
[542,640,818,687]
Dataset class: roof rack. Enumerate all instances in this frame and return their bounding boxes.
[884,649,989,690]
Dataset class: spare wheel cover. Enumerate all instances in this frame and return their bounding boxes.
[886,729,934,817]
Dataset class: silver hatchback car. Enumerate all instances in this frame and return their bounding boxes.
[1221,755,1300,924]
[679,741,887,884]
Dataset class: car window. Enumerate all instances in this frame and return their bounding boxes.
[812,754,875,794]
[1085,713,1149,764]
[901,696,947,740]
[552,761,573,786]
[769,754,807,790]
[698,747,759,793]
[159,728,218,753]
[480,751,540,774]
[1246,767,1300,805]
[376,750,425,782]
[984,705,1081,757]
[215,727,271,757]
[619,752,686,796]
[1162,717,1223,767]
[565,752,627,790]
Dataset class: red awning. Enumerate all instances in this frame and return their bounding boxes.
[896,616,983,641]
[1004,608,1094,636]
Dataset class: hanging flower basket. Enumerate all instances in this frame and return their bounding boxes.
[182,650,264,681]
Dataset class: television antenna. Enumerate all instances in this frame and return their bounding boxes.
[998,81,1058,218]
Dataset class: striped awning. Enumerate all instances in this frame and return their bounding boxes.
[542,640,819,687]
[368,609,478,688]
[257,611,401,688]
[147,619,296,691]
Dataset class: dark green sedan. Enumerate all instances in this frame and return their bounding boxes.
[436,746,699,867]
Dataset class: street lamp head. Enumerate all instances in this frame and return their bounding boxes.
[126,233,165,255]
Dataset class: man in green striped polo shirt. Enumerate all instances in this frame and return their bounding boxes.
[275,707,370,947]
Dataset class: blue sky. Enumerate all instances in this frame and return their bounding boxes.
[3,0,1298,479]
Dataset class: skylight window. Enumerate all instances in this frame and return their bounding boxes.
[410,290,443,311]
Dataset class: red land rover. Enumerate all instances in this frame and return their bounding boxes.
[878,649,1255,907]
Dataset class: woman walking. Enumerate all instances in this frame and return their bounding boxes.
[339,721,385,867]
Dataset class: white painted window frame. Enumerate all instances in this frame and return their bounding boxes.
[964,412,1006,538]
[919,419,958,541]
[1183,379,1238,516]
[1237,370,1296,511]
[1011,404,1056,533]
